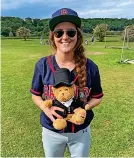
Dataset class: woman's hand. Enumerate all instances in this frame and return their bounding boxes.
[43,106,64,122]
[31,95,64,123]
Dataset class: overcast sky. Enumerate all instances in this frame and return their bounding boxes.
[1,0,134,19]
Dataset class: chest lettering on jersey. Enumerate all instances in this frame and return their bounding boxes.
[43,85,91,100]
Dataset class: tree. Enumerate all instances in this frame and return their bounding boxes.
[1,27,12,37]
[93,24,108,42]
[33,18,40,27]
[43,26,49,37]
[1,17,134,37]
[16,27,31,40]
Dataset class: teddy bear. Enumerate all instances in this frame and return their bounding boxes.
[43,68,90,130]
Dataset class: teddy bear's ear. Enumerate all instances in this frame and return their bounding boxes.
[72,84,76,91]
[52,87,56,93]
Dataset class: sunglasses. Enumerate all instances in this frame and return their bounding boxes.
[53,29,77,38]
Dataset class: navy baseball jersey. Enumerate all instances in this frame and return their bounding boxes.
[30,55,103,133]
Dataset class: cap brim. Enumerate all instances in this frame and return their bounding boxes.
[49,15,81,31]
[53,81,73,88]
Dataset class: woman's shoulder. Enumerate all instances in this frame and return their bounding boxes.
[86,58,98,70]
[36,56,47,65]
[86,58,100,76]
[34,56,51,71]
[35,55,55,71]
[36,55,54,67]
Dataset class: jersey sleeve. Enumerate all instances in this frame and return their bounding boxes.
[30,63,43,96]
[90,66,104,99]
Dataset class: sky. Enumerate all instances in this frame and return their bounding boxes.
[1,0,134,19]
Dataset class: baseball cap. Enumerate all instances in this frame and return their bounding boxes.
[49,8,81,31]
[53,68,74,88]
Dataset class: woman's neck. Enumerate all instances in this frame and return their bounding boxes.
[55,51,74,63]
[55,51,75,71]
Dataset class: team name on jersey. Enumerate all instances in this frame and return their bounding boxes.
[43,85,91,99]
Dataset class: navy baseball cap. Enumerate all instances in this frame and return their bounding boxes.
[49,8,81,31]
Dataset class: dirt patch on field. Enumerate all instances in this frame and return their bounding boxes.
[87,52,105,55]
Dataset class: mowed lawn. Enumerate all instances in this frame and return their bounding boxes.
[1,37,134,157]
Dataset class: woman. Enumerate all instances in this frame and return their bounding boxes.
[30,8,103,157]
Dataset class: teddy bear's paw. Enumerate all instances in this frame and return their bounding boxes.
[43,99,52,108]
[70,108,86,125]
[74,107,83,113]
[75,115,85,124]
[75,108,86,118]
[71,114,85,125]
[53,119,67,130]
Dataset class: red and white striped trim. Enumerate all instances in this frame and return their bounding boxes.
[91,92,103,98]
[30,89,41,95]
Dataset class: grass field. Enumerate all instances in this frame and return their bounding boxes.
[1,37,134,157]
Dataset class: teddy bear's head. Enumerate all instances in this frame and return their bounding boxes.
[52,85,75,102]
[52,68,76,102]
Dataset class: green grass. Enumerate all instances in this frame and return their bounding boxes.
[1,37,134,157]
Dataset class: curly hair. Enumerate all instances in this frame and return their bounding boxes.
[49,28,87,91]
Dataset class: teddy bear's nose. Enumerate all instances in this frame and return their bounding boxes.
[62,93,64,96]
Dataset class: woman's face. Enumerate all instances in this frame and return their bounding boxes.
[53,22,77,54]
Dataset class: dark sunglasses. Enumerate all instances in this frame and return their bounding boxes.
[53,29,77,38]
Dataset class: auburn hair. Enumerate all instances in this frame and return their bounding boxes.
[49,28,87,91]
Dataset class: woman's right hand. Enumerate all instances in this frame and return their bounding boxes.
[31,95,64,122]
[43,106,64,122]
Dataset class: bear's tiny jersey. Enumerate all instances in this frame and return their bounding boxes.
[30,55,103,133]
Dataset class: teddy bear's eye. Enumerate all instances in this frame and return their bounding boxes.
[65,89,68,91]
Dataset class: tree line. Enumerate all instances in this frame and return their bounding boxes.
[1,16,134,38]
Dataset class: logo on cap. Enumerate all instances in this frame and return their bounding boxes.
[61,9,68,15]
